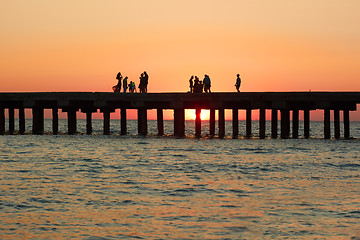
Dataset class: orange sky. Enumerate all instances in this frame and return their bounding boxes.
[1,1,360,120]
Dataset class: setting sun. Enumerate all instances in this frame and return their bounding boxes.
[185,109,210,121]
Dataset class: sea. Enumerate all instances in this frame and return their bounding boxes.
[0,119,359,239]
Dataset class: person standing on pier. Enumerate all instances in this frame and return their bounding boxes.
[235,74,241,92]
[123,76,128,93]
[139,73,145,93]
[189,76,194,93]
[113,72,122,92]
[144,71,149,93]
[203,74,211,93]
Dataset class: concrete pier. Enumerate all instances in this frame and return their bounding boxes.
[232,109,238,139]
[218,108,225,139]
[259,108,266,139]
[195,108,201,138]
[174,108,185,138]
[271,109,278,139]
[157,108,164,136]
[246,109,252,138]
[304,109,310,139]
[0,92,359,138]
[209,109,215,137]
[52,108,58,135]
[19,107,25,135]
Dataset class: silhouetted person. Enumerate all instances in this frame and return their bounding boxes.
[203,74,211,93]
[235,74,241,92]
[139,73,145,93]
[193,76,200,93]
[199,81,203,93]
[129,81,136,93]
[113,72,122,92]
[123,76,128,93]
[144,71,149,93]
[189,76,194,93]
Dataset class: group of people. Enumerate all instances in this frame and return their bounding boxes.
[189,74,241,93]
[189,75,212,93]
[113,72,242,93]
[138,71,149,93]
[113,71,148,93]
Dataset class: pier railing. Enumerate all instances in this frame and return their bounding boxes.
[0,92,359,139]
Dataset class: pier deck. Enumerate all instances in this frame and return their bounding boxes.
[1,92,359,138]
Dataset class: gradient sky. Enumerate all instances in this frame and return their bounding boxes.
[1,1,360,120]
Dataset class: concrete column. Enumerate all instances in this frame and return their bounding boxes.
[259,108,266,139]
[157,108,164,136]
[8,108,15,135]
[19,107,25,135]
[232,109,238,139]
[67,109,77,135]
[324,109,331,139]
[334,110,340,139]
[102,110,111,135]
[218,108,225,139]
[0,108,4,135]
[271,109,278,139]
[280,109,290,139]
[174,108,185,137]
[86,112,92,135]
[292,109,299,139]
[32,107,44,135]
[210,108,215,137]
[195,108,201,138]
[304,109,310,139]
[138,108,147,136]
[246,109,252,138]
[343,110,350,139]
[52,108,58,135]
[121,108,127,135]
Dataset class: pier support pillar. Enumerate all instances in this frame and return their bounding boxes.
[138,108,147,136]
[210,108,215,137]
[174,108,185,137]
[324,109,331,139]
[292,110,299,139]
[101,109,112,135]
[334,110,340,139]
[52,108,58,135]
[81,108,97,135]
[280,109,290,139]
[121,108,127,135]
[259,108,266,139]
[65,109,77,135]
[232,109,238,139]
[19,107,25,135]
[157,108,164,136]
[86,112,93,135]
[271,109,278,139]
[0,108,4,135]
[246,109,252,138]
[218,108,225,139]
[195,108,201,138]
[343,110,350,139]
[8,108,15,135]
[304,110,310,139]
[32,107,44,135]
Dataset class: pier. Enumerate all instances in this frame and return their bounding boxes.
[0,92,359,139]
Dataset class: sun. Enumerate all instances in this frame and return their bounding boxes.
[185,109,210,121]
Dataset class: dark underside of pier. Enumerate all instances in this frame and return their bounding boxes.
[1,92,359,139]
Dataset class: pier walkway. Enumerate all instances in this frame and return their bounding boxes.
[0,92,359,139]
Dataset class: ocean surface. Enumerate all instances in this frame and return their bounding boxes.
[1,120,359,239]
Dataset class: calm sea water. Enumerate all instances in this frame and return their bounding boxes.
[1,120,359,239]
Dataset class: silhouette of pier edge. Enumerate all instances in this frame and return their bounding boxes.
[0,92,359,139]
